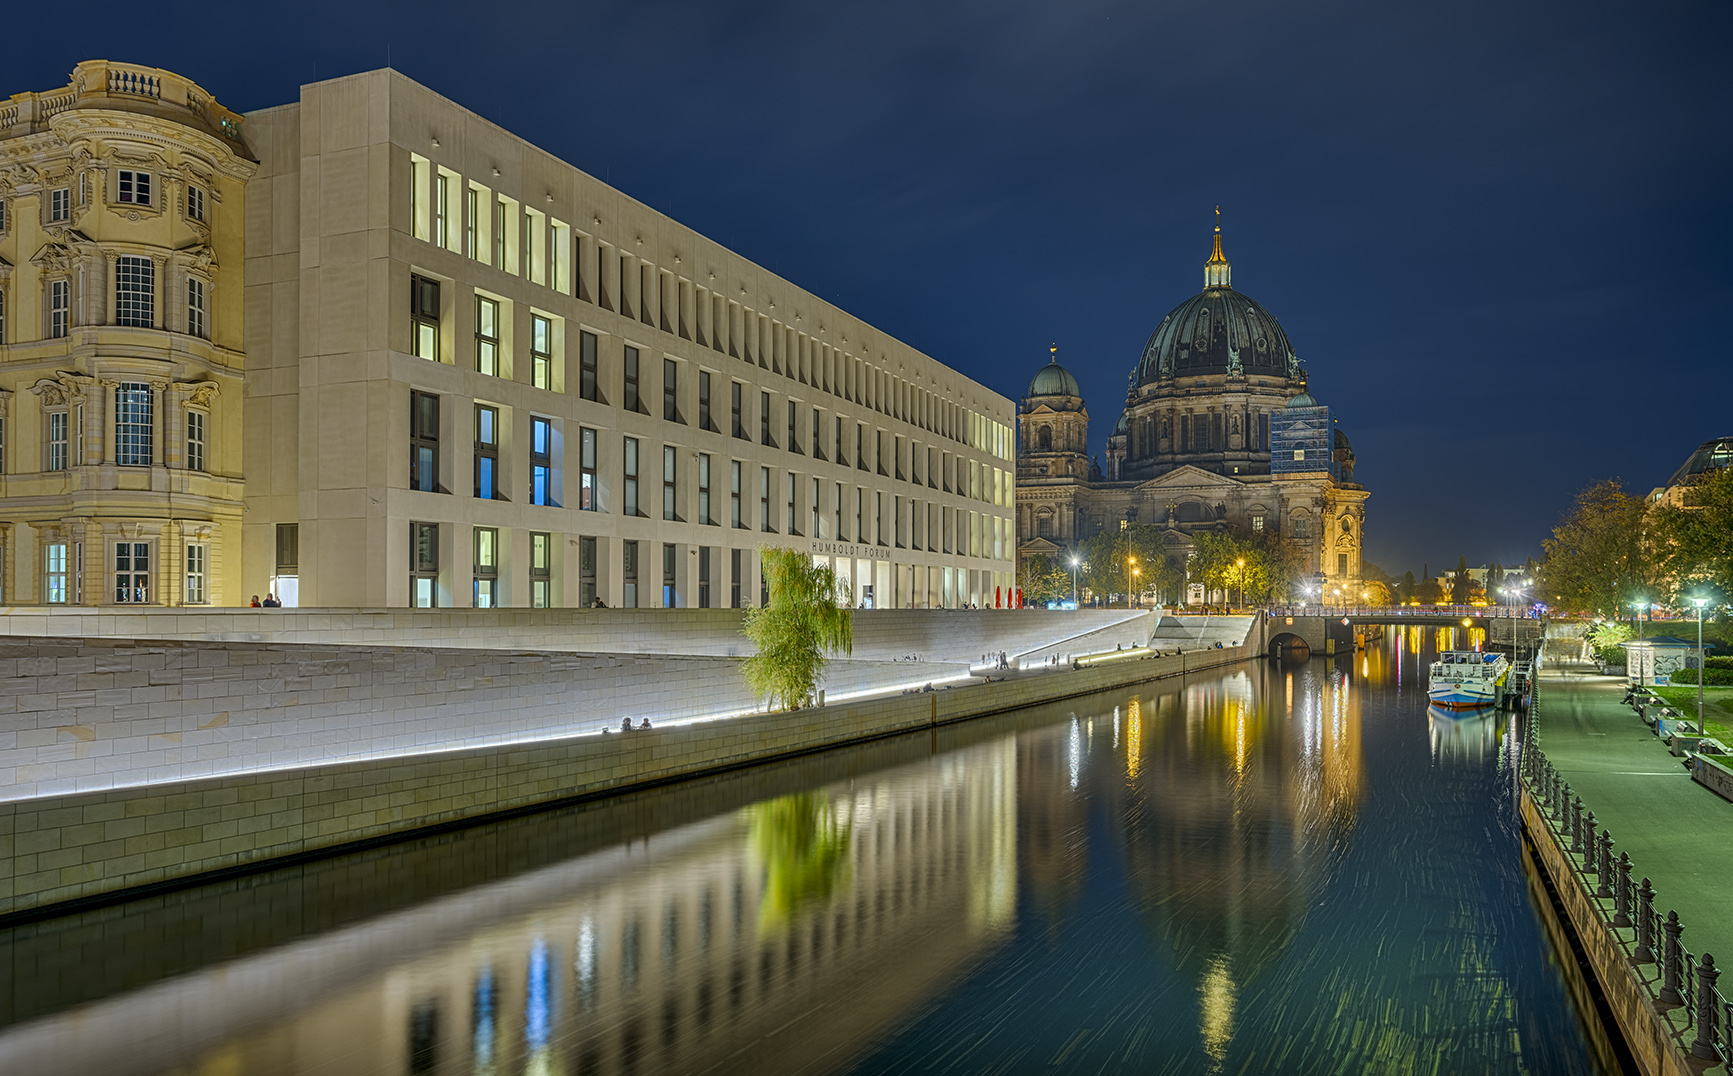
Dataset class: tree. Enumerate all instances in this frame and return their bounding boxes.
[1017,553,1073,605]
[1586,621,1633,667]
[1655,467,1733,604]
[1486,562,1506,603]
[1413,577,1444,604]
[1538,479,1663,618]
[1449,556,1473,604]
[1078,524,1178,605]
[1400,570,1417,603]
[742,548,854,711]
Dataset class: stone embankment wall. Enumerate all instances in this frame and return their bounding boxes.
[0,642,1254,920]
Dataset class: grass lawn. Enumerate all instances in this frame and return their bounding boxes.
[1655,685,1733,746]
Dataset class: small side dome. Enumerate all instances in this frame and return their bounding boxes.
[1284,391,1319,409]
[1027,345,1083,399]
[1112,411,1129,437]
[1334,427,1351,450]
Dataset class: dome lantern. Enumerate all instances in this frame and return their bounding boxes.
[1204,207,1232,289]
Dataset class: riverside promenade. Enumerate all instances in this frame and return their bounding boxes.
[1533,658,1733,965]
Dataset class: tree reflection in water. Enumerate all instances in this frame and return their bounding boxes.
[749,791,854,930]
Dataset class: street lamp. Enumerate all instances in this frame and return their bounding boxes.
[1126,555,1137,609]
[1069,555,1081,606]
[1629,598,1652,686]
[1235,558,1245,611]
[1133,567,1142,609]
[1691,596,1710,736]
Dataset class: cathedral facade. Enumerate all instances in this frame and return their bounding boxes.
[1016,224,1368,601]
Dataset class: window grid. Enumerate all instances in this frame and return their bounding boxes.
[115,382,153,466]
[186,410,206,472]
[117,170,152,206]
[50,279,69,338]
[531,314,552,389]
[410,391,440,492]
[187,278,207,338]
[185,543,207,604]
[475,405,499,499]
[410,523,439,607]
[115,256,154,328]
[579,331,599,401]
[663,444,677,521]
[624,347,642,412]
[411,275,440,360]
[45,543,69,604]
[624,436,640,517]
[731,460,743,529]
[699,372,713,431]
[48,411,68,471]
[115,542,150,604]
[663,359,679,422]
[187,185,205,222]
[580,427,597,511]
[50,188,70,221]
[473,527,498,608]
[760,466,772,533]
[475,295,499,376]
[530,531,551,608]
[531,417,555,506]
[698,453,712,525]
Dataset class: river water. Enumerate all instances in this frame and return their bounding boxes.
[0,629,1611,1075]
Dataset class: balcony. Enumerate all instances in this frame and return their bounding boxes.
[0,60,247,151]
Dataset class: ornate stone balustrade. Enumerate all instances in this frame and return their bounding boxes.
[0,59,244,146]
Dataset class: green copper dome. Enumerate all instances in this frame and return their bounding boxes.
[1027,356,1083,399]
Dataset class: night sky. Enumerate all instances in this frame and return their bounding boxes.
[15,0,1730,576]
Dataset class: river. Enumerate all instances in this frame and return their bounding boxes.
[0,628,1612,1075]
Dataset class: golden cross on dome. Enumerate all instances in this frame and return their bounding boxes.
[1050,343,1058,362]
[1215,205,1221,233]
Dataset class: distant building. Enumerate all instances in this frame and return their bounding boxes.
[1015,222,1368,600]
[0,62,1016,608]
[1649,436,1733,508]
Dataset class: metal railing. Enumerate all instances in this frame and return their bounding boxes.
[1522,688,1730,1064]
[1266,604,1542,619]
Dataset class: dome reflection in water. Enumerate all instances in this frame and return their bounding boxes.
[0,632,1609,1076]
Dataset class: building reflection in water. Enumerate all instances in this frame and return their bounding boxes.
[1428,706,1505,767]
[0,656,1377,1076]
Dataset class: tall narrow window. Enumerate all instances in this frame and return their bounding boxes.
[877,491,886,545]
[49,279,69,338]
[836,482,845,540]
[187,277,208,338]
[579,536,597,608]
[435,171,450,249]
[811,478,820,538]
[185,543,207,604]
[663,359,680,422]
[623,436,640,517]
[622,540,639,608]
[530,531,552,608]
[115,382,152,466]
[698,453,713,525]
[531,314,552,390]
[760,391,772,446]
[624,347,642,412]
[835,416,845,465]
[580,427,597,510]
[117,170,152,206]
[731,382,745,439]
[662,543,677,608]
[494,198,507,270]
[276,523,299,583]
[856,424,867,471]
[699,372,714,431]
[531,417,555,506]
[411,275,440,360]
[698,547,711,609]
[663,445,678,521]
[760,466,772,532]
[465,186,479,258]
[48,411,68,471]
[410,391,440,492]
[115,542,150,603]
[787,401,799,453]
[579,331,599,401]
[475,295,499,375]
[115,256,154,327]
[187,185,205,222]
[813,408,825,461]
[49,188,71,221]
[731,548,743,609]
[787,473,798,535]
[186,410,206,472]
[411,522,439,607]
[474,404,499,498]
[45,543,70,604]
[473,527,498,607]
[731,461,743,529]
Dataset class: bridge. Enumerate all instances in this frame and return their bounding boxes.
[1258,605,1545,657]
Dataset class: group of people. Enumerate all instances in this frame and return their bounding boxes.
[605,717,653,733]
[248,594,282,607]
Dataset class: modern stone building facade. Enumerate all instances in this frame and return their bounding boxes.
[1016,225,1368,600]
[0,61,254,606]
[0,62,1016,608]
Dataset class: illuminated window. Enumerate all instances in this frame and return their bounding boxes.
[410,275,440,360]
[115,256,154,327]
[186,410,206,472]
[531,314,552,389]
[185,543,207,604]
[579,427,597,510]
[45,542,70,604]
[117,170,151,206]
[473,527,498,608]
[50,279,70,337]
[48,411,68,471]
[530,531,551,608]
[410,522,439,607]
[115,383,152,466]
[410,391,440,492]
[474,405,499,499]
[531,417,555,506]
[187,277,207,338]
[475,295,499,376]
[579,536,597,608]
[115,542,150,604]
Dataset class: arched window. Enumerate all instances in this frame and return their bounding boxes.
[1037,426,1052,451]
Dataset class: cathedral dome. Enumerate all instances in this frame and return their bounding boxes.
[1134,224,1299,385]
[1112,411,1129,437]
[1027,352,1082,399]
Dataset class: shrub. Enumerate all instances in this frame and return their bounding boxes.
[1671,666,1733,686]
[1706,655,1733,670]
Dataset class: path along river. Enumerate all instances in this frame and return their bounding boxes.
[0,628,1614,1075]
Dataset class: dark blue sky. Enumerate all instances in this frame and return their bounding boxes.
[17,0,1730,575]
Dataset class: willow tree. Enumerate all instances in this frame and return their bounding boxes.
[742,548,854,711]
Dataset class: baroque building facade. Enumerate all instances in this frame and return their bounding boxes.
[0,61,1015,608]
[0,61,252,606]
[1016,224,1367,600]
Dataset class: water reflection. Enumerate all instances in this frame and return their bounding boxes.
[1429,705,1504,766]
[0,637,1604,1076]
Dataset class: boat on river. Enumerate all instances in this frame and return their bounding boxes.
[1427,650,1509,708]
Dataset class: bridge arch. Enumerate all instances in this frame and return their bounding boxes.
[1268,632,1311,658]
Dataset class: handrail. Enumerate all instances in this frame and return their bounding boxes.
[1521,674,1730,1064]
[1264,604,1542,619]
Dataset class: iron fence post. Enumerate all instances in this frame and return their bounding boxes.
[1597,830,1613,898]
[1583,809,1597,862]
[1692,953,1720,1060]
[1614,853,1632,928]
[1663,912,1685,1004]
[1635,879,1656,963]
[1571,796,1584,853]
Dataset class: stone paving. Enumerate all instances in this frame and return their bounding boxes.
[1533,657,1733,965]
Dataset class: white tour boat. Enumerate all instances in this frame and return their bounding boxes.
[1427,650,1509,709]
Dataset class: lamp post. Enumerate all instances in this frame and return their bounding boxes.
[1691,597,1709,736]
[1133,567,1142,609]
[1630,599,1651,686]
[1126,555,1137,609]
[1235,557,1245,611]
[1069,555,1081,606]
